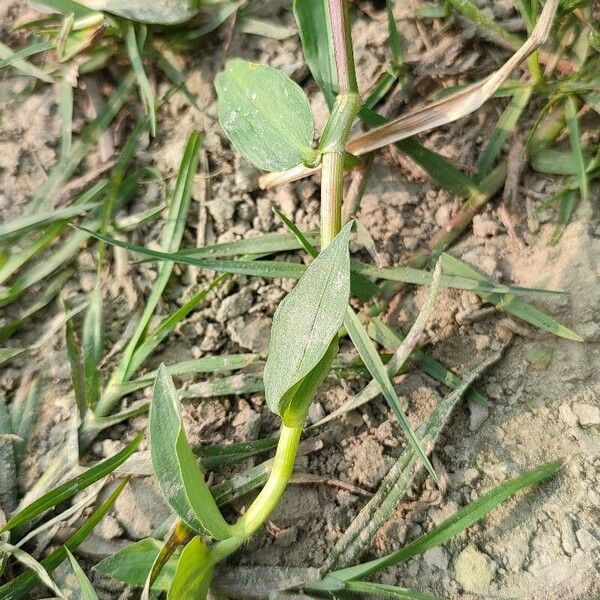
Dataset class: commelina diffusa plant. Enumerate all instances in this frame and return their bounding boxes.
[0,0,582,597]
[134,0,564,597]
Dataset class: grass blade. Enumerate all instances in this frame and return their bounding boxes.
[344,305,437,483]
[0,41,53,82]
[82,283,103,409]
[321,348,506,571]
[345,581,443,600]
[367,318,487,405]
[0,433,142,535]
[95,131,202,419]
[64,299,86,417]
[0,541,67,599]
[440,253,582,340]
[125,23,156,136]
[65,548,99,600]
[324,460,563,583]
[0,478,128,600]
[565,95,588,200]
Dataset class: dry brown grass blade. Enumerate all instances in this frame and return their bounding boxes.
[260,0,558,190]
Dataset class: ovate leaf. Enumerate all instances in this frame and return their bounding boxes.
[168,536,214,600]
[149,365,232,539]
[79,0,197,24]
[215,59,317,171]
[263,222,352,425]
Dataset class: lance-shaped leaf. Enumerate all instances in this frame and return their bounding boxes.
[168,536,214,600]
[149,365,232,539]
[264,222,352,425]
[215,59,317,172]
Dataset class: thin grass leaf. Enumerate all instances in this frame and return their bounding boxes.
[530,148,582,175]
[0,270,73,341]
[0,203,98,244]
[56,12,75,60]
[476,86,532,179]
[169,1,242,42]
[64,299,87,417]
[178,230,320,258]
[385,0,404,64]
[114,353,260,397]
[0,541,67,599]
[446,0,522,50]
[126,274,228,378]
[440,253,582,340]
[82,283,103,409]
[65,548,99,600]
[0,348,27,367]
[565,95,588,200]
[321,348,506,572]
[0,478,128,600]
[124,23,156,136]
[368,318,487,405]
[149,365,232,539]
[33,0,97,18]
[0,433,142,535]
[345,581,443,600]
[78,228,560,298]
[96,131,202,420]
[196,437,278,470]
[0,179,108,287]
[321,460,563,584]
[10,379,41,469]
[0,392,18,514]
[293,0,337,108]
[344,305,437,483]
[549,189,578,245]
[0,41,53,82]
[182,373,264,400]
[0,40,53,69]
[28,71,135,213]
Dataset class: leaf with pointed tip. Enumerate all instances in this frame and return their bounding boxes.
[149,365,232,539]
[168,536,213,600]
[263,222,352,425]
[216,59,317,171]
[65,548,98,600]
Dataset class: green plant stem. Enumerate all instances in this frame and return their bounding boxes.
[231,423,302,537]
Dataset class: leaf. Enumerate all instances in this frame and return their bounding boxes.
[0,478,128,599]
[345,581,443,600]
[215,59,317,172]
[78,0,198,24]
[95,538,177,590]
[0,41,53,82]
[263,222,352,424]
[439,253,582,341]
[83,283,103,409]
[0,203,98,242]
[0,348,27,367]
[0,541,67,599]
[96,131,202,420]
[323,460,563,584]
[64,300,86,418]
[65,548,99,600]
[125,23,156,136]
[149,365,232,539]
[565,95,588,201]
[385,0,404,65]
[168,536,213,600]
[0,433,142,535]
[293,0,337,108]
[344,306,437,482]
